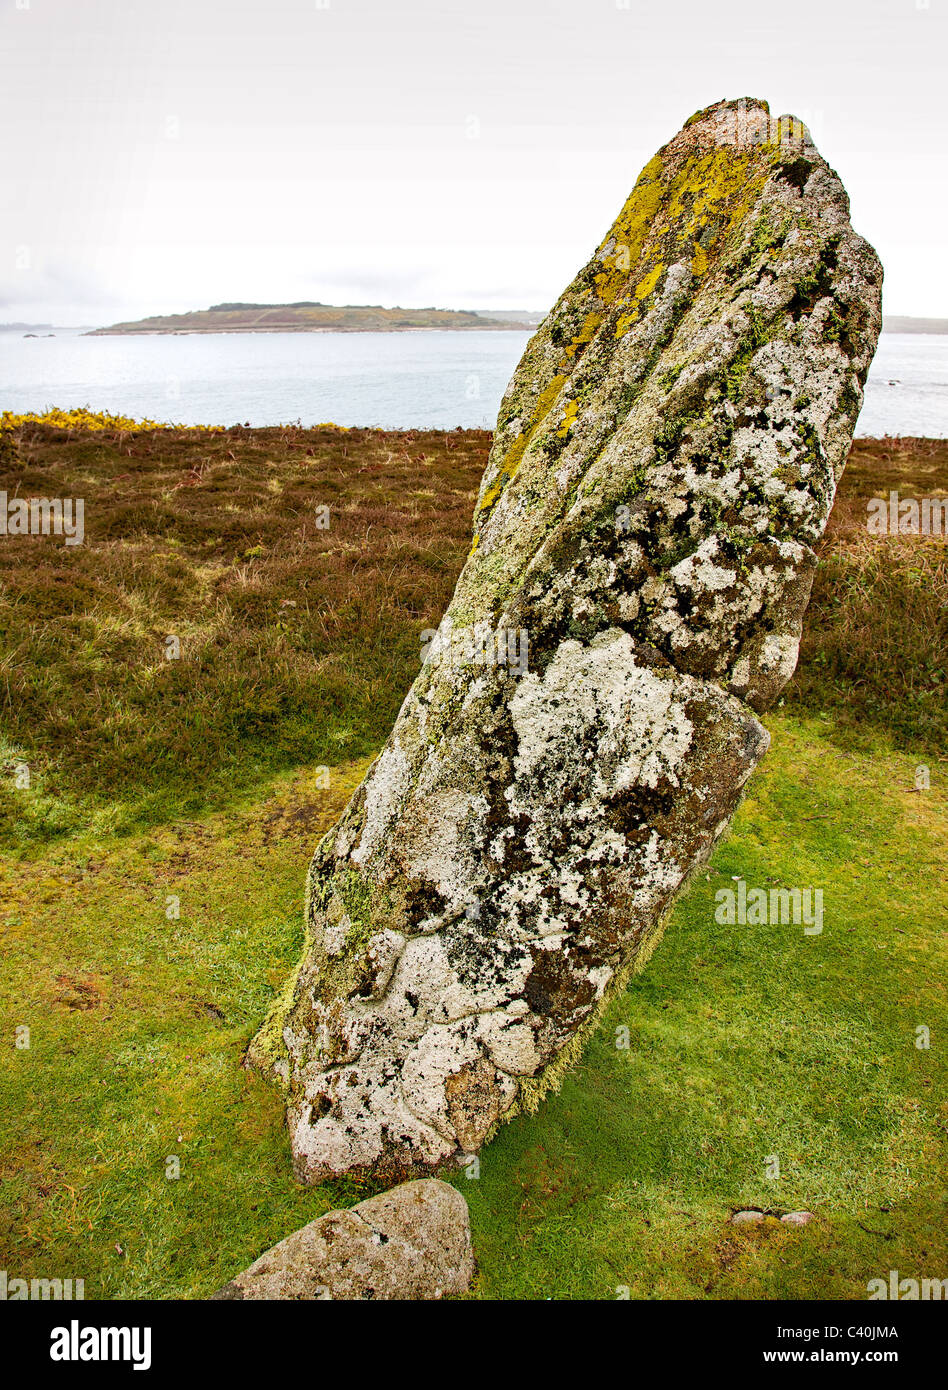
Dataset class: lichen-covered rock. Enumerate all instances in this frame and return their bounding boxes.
[210,1179,473,1300]
[250,97,882,1182]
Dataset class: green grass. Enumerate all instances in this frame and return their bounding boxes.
[459,718,948,1298]
[0,423,946,1299]
[0,760,385,1298]
[1,715,944,1298]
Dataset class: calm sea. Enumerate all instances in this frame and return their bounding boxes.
[1,327,945,437]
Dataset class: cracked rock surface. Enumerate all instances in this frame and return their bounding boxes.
[249,97,883,1182]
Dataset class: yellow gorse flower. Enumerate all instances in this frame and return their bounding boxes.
[0,409,356,433]
[0,407,225,432]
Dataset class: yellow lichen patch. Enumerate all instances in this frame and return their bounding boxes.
[589,143,767,349]
[478,373,568,514]
[478,467,513,515]
[608,258,665,340]
[557,399,579,439]
[634,263,663,301]
[478,136,773,520]
[621,147,761,299]
[594,268,624,305]
[598,168,665,293]
[696,151,755,218]
[533,373,569,424]
[561,312,603,364]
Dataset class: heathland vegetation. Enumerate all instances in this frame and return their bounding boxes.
[0,420,945,1297]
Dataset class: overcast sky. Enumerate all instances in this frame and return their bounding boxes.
[2,0,946,325]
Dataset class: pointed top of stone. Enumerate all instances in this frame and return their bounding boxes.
[456,94,881,707]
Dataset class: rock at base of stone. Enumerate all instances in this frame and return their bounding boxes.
[210,1179,474,1301]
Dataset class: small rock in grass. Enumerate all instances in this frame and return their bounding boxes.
[210,1178,473,1301]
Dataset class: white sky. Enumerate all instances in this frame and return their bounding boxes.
[2,0,946,325]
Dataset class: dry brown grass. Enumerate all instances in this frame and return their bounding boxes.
[1,424,944,847]
[789,437,948,751]
[0,423,488,843]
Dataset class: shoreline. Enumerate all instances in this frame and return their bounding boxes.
[83,323,535,337]
[2,408,947,444]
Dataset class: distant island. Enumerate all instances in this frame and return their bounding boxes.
[86,303,544,336]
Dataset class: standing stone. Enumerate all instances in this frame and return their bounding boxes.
[250,97,882,1182]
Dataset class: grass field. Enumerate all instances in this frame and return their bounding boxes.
[0,420,945,1299]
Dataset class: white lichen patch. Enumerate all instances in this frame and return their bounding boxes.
[351,740,413,868]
